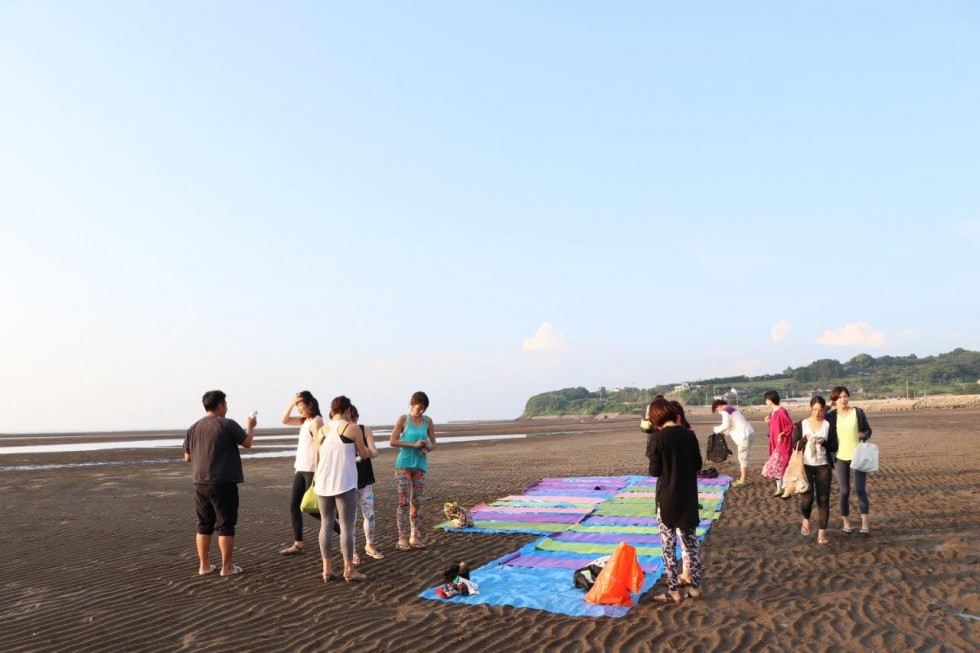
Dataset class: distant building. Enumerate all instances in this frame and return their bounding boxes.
[674,382,691,392]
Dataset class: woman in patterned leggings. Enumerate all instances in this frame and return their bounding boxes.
[389,391,435,550]
[645,397,704,604]
[349,405,383,563]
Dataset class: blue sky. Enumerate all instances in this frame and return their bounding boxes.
[1,2,978,432]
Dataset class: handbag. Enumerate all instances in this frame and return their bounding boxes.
[850,442,879,473]
[300,482,319,514]
[781,449,809,495]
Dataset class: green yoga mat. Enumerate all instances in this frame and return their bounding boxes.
[536,538,663,557]
[594,499,722,517]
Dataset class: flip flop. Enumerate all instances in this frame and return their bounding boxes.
[842,527,853,534]
[653,592,684,605]
[220,565,243,577]
[344,571,367,583]
[395,543,411,551]
[859,529,870,536]
[322,572,340,583]
[198,564,216,575]
[801,523,811,536]
[817,537,830,545]
[364,548,385,560]
[732,480,746,488]
[409,541,427,549]
[279,544,304,556]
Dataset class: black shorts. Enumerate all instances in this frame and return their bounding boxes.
[194,482,239,537]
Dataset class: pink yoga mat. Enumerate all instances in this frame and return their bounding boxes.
[500,495,605,504]
[471,502,592,515]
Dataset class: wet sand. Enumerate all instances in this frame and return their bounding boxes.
[1,411,978,651]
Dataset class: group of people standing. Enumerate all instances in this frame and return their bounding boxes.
[646,385,875,604]
[182,389,435,583]
[758,387,873,543]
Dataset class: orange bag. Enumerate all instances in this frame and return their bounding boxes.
[584,541,645,606]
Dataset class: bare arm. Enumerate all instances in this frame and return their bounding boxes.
[312,418,325,470]
[242,415,257,448]
[363,425,379,459]
[346,422,370,460]
[389,415,411,448]
[281,397,305,427]
[426,416,436,446]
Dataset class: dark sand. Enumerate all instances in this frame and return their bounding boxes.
[0,411,978,651]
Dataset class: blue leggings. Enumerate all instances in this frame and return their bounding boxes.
[835,459,869,516]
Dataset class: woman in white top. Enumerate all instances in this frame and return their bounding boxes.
[314,395,370,583]
[711,400,755,488]
[278,391,323,556]
[790,396,838,545]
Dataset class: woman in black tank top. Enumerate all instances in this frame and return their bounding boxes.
[350,406,384,562]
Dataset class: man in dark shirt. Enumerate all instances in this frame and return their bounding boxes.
[183,390,256,576]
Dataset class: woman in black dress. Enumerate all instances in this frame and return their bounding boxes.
[645,397,703,604]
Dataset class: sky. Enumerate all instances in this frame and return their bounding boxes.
[1,2,978,433]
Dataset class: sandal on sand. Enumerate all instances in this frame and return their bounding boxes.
[198,564,216,576]
[220,565,243,577]
[344,571,367,583]
[653,592,684,605]
[677,573,692,587]
[860,529,870,535]
[732,480,746,488]
[365,548,385,560]
[395,542,412,551]
[842,527,853,534]
[409,541,427,549]
[322,573,340,583]
[801,523,810,536]
[817,537,830,545]
[279,544,304,556]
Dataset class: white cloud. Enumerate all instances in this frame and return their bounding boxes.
[771,320,791,343]
[894,329,919,342]
[816,321,888,348]
[522,322,566,352]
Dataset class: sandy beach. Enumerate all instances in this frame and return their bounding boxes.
[1,409,978,652]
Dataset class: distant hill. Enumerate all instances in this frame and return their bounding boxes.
[521,348,980,417]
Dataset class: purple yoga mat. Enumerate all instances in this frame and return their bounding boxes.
[471,512,586,524]
[550,531,664,545]
[581,516,714,527]
[502,553,661,574]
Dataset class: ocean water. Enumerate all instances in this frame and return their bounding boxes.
[0,433,528,471]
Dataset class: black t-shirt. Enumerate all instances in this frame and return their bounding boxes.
[646,425,703,529]
[183,415,247,484]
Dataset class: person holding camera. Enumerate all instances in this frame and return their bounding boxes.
[183,390,256,577]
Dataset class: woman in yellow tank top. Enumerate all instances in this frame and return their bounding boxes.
[826,386,873,535]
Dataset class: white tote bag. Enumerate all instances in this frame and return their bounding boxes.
[850,442,879,473]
